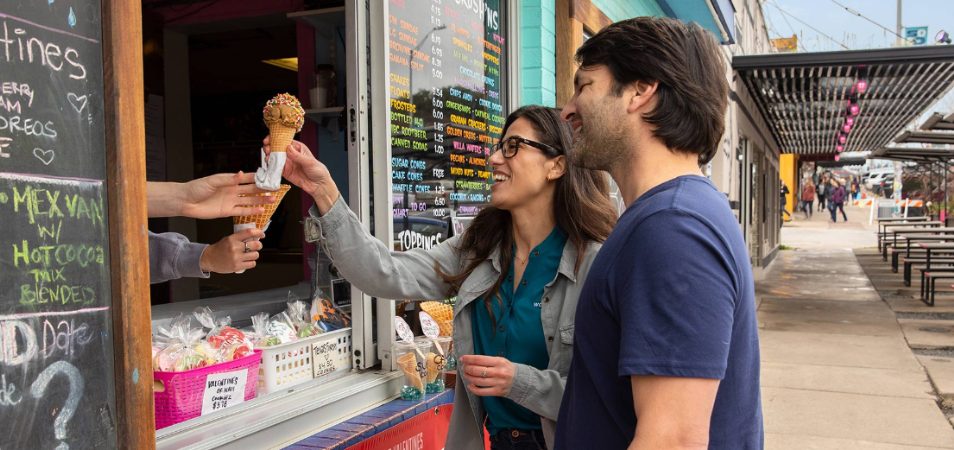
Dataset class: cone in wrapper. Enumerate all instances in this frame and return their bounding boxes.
[233,184,291,231]
[263,93,305,153]
[421,301,453,336]
[425,352,442,383]
[397,351,424,391]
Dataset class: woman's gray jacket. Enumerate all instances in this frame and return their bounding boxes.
[308,197,600,450]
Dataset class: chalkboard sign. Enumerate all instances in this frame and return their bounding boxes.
[0,0,117,448]
[388,0,507,251]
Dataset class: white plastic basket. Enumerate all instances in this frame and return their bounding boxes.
[258,335,320,394]
[311,327,352,382]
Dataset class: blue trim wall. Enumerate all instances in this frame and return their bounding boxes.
[591,0,665,22]
[520,0,557,106]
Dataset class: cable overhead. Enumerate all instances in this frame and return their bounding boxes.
[767,0,850,50]
[828,0,906,40]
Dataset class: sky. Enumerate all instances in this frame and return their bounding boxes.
[761,0,953,52]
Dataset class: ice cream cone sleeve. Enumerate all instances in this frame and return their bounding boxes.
[426,352,440,383]
[269,123,297,153]
[233,184,291,229]
[397,351,424,391]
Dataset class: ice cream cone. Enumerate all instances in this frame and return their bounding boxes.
[397,351,424,391]
[421,301,453,336]
[262,93,305,152]
[233,184,291,230]
[268,123,297,153]
[426,352,441,383]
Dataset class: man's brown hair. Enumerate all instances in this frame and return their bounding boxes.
[576,17,728,164]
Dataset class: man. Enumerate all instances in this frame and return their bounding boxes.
[555,17,763,449]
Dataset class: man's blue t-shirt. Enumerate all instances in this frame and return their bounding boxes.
[555,175,763,449]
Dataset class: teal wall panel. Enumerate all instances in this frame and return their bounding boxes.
[519,0,556,107]
[591,0,665,22]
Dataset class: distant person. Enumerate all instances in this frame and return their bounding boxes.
[851,178,861,200]
[780,180,791,222]
[800,178,815,218]
[816,174,827,211]
[829,179,848,222]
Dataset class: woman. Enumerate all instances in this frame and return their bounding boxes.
[800,178,815,219]
[267,106,617,450]
[829,179,848,222]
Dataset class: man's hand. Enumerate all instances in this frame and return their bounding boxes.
[199,228,265,273]
[263,138,339,214]
[459,354,516,397]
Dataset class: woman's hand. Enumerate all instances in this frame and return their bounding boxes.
[459,354,516,397]
[199,228,265,273]
[263,138,340,214]
[181,172,273,219]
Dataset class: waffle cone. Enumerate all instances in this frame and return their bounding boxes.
[397,351,424,390]
[426,352,441,383]
[268,123,297,153]
[437,318,453,337]
[233,184,291,229]
[420,301,452,322]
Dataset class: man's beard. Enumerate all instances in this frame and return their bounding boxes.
[570,101,629,172]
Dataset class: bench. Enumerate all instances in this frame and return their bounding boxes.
[922,270,954,306]
[903,257,954,286]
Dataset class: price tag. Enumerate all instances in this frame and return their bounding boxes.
[394,316,414,343]
[419,311,440,338]
[201,369,248,415]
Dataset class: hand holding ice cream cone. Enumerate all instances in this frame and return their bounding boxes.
[263,138,340,216]
[199,228,265,274]
[256,93,305,191]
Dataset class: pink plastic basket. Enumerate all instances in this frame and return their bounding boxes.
[154,350,262,429]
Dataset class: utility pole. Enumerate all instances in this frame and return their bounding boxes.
[896,0,903,46]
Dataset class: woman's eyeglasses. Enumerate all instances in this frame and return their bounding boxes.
[492,136,562,159]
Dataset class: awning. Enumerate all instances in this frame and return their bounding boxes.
[895,130,954,145]
[870,147,954,163]
[921,112,954,131]
[734,45,954,158]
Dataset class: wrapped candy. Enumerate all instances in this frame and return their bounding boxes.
[193,307,253,362]
[288,300,321,338]
[310,293,351,332]
[250,312,282,347]
[265,312,298,344]
[153,315,207,372]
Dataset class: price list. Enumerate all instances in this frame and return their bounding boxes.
[388,0,507,250]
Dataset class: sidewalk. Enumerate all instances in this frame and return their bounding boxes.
[761,205,954,449]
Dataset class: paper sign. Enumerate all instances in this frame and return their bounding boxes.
[394,316,414,343]
[419,312,440,338]
[201,369,248,415]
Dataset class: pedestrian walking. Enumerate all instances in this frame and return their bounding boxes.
[780,180,791,221]
[800,178,815,218]
[555,17,762,450]
[851,178,861,200]
[816,176,827,211]
[829,179,848,222]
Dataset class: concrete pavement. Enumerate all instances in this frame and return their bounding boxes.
[760,204,954,448]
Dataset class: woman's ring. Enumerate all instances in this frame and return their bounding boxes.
[480,369,487,378]
[244,242,251,253]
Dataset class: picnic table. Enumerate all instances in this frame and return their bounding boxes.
[879,220,941,253]
[884,225,952,260]
[917,242,954,306]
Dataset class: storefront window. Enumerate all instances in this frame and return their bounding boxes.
[387,0,508,250]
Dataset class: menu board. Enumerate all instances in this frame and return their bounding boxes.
[388,0,507,250]
[0,1,117,448]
